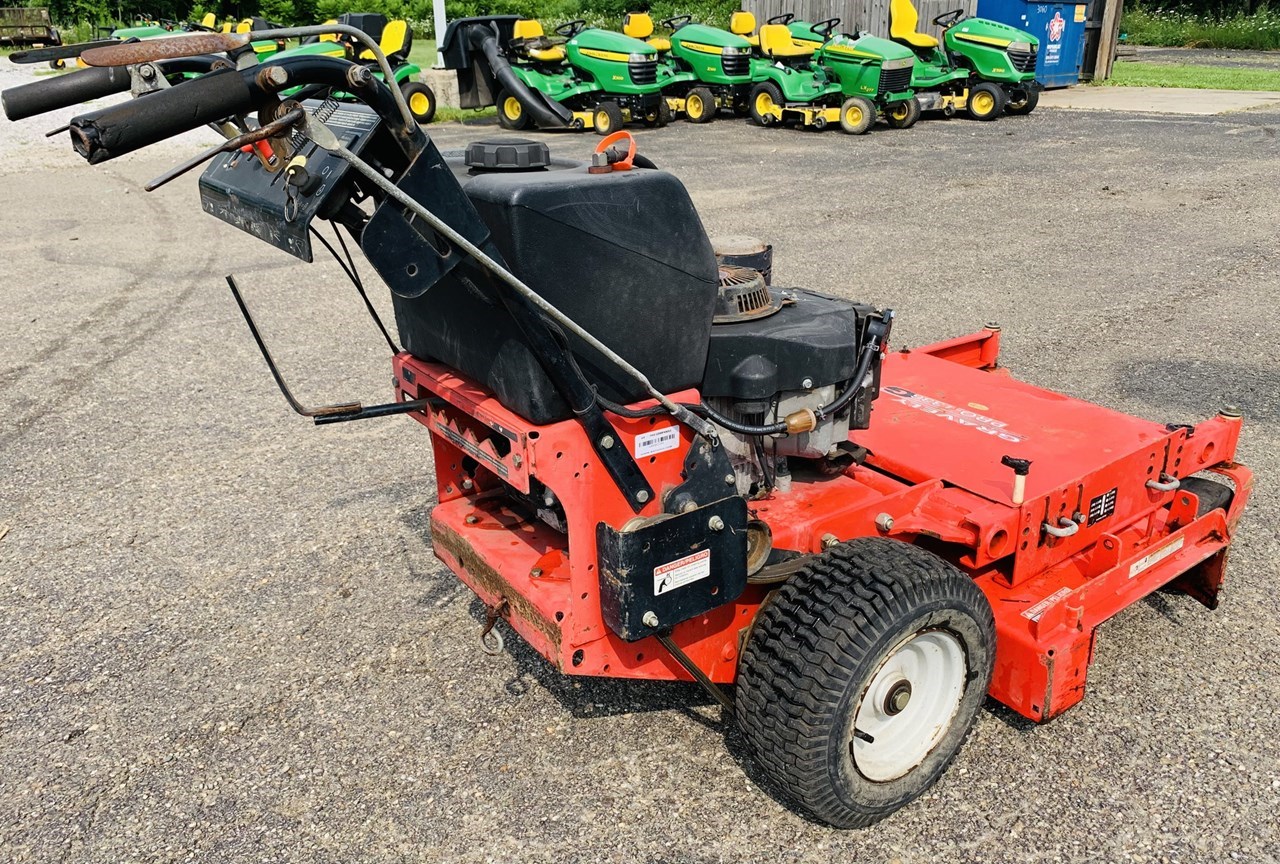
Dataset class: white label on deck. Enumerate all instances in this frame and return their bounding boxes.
[654,548,711,596]
[1129,537,1184,579]
[1021,587,1073,622]
[635,426,680,458]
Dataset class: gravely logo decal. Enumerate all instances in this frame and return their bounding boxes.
[884,386,1028,443]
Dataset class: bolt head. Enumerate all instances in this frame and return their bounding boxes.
[708,515,725,531]
[530,567,543,578]
[802,377,814,389]
[642,611,659,628]
[635,489,650,503]
[461,478,474,490]
[1219,404,1242,419]
[821,533,839,549]
[724,473,736,485]
[464,514,479,525]
[600,435,615,449]
[875,513,895,532]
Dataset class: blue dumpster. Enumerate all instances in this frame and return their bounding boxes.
[974,0,1090,87]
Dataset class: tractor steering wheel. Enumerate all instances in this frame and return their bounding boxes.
[812,17,841,39]
[932,8,967,27]
[661,14,693,30]
[766,12,795,24]
[555,19,587,38]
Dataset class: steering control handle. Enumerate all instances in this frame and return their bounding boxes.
[2,65,133,122]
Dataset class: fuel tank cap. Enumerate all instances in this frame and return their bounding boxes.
[464,137,551,171]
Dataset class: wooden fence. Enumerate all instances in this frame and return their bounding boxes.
[742,0,979,42]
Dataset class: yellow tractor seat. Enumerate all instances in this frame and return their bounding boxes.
[730,10,759,46]
[200,12,216,29]
[360,18,411,60]
[511,19,566,62]
[235,19,251,34]
[319,19,338,42]
[758,23,814,58]
[889,0,940,48]
[623,13,670,52]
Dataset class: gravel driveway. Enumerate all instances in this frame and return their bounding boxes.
[2,59,1279,863]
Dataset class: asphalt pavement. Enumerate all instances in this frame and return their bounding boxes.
[2,63,1279,863]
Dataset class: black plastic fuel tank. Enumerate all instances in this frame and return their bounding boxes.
[388,140,720,425]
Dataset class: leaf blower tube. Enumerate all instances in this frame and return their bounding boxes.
[469,24,573,128]
[2,56,224,123]
[68,56,422,165]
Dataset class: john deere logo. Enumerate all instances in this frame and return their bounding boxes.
[1048,11,1066,41]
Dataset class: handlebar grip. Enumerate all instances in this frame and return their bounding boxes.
[2,65,132,122]
[69,67,252,164]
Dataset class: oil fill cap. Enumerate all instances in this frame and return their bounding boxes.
[464,138,551,171]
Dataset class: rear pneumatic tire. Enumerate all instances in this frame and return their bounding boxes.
[593,100,625,136]
[885,97,922,129]
[967,81,1006,121]
[685,86,716,123]
[736,538,995,829]
[1005,87,1039,115]
[749,82,784,127]
[496,88,532,130]
[400,81,437,124]
[1181,476,1235,517]
[839,96,876,134]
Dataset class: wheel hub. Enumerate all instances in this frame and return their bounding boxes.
[849,629,968,783]
[884,680,912,715]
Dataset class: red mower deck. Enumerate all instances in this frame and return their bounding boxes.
[394,326,1251,723]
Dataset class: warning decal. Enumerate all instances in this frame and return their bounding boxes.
[654,548,712,596]
[1021,586,1072,622]
[1129,537,1184,579]
[883,385,1028,443]
[1088,487,1118,525]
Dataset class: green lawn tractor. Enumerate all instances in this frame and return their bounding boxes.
[622,13,756,122]
[888,0,1040,118]
[271,14,436,123]
[747,19,917,134]
[442,16,685,135]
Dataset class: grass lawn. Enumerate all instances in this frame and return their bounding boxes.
[1104,60,1280,91]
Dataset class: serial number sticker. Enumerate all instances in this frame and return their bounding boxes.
[635,426,680,458]
[1021,587,1072,622]
[1129,537,1184,579]
[654,548,711,596]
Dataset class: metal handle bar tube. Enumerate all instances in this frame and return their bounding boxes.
[246,25,417,128]
[315,132,718,441]
[68,56,422,164]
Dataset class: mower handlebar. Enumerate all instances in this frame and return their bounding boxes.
[2,64,132,122]
[69,66,253,164]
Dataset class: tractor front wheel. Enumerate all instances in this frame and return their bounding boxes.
[885,97,922,129]
[736,538,995,829]
[593,101,625,136]
[496,89,532,130]
[839,96,876,134]
[749,82,784,127]
[400,81,437,125]
[967,82,1006,121]
[1006,87,1040,115]
[685,86,716,123]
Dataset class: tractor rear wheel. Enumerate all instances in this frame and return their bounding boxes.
[593,101,625,136]
[839,96,876,134]
[1006,87,1040,115]
[885,97,921,129]
[496,89,532,130]
[736,537,995,828]
[400,81,437,124]
[749,82,784,127]
[967,82,1006,120]
[685,86,716,123]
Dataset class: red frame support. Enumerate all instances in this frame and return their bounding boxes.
[390,326,1251,722]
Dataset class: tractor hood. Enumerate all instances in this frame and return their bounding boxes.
[949,17,1039,49]
[670,23,753,52]
[569,27,658,58]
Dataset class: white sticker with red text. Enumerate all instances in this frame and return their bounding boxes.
[654,548,711,596]
[1129,537,1184,579]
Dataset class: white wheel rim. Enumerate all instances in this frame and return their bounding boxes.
[850,629,967,782]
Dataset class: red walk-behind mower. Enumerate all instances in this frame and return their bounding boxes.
[2,29,1254,828]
